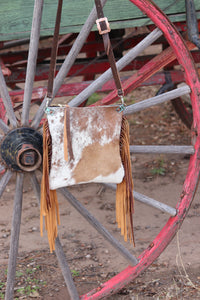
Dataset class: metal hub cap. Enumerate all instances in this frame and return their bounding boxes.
[0,127,43,172]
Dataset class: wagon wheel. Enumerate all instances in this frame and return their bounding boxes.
[1,0,200,299]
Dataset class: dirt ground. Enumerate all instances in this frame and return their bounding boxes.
[1,87,200,299]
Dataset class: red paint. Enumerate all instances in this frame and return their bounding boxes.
[93,38,197,106]
[4,49,200,87]
[0,99,7,124]
[0,70,185,112]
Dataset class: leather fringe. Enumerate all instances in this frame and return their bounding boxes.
[40,120,60,252]
[116,116,135,245]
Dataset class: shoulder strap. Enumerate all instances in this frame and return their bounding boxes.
[47,0,63,99]
[94,0,124,98]
[47,0,124,103]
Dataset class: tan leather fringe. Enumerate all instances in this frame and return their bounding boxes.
[40,120,60,252]
[116,116,135,245]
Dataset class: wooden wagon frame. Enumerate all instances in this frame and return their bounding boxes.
[0,0,200,299]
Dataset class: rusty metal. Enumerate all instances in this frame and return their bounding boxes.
[16,144,42,171]
[0,128,42,172]
[96,17,111,35]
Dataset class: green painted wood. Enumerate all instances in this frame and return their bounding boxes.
[0,0,199,41]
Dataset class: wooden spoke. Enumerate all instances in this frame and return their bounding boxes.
[61,188,138,266]
[0,119,9,134]
[124,85,190,115]
[30,172,40,205]
[31,0,108,130]
[2,38,30,50]
[21,0,44,126]
[106,184,176,216]
[93,41,196,107]
[52,0,108,98]
[0,164,5,173]
[134,191,177,216]
[0,169,12,198]
[55,237,79,300]
[129,145,195,155]
[5,173,24,300]
[0,67,17,128]
[68,28,162,107]
[30,174,79,298]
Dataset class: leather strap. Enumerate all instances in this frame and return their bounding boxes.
[64,106,74,161]
[94,0,124,97]
[47,0,124,101]
[47,0,63,99]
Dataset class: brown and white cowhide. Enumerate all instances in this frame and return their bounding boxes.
[48,106,124,189]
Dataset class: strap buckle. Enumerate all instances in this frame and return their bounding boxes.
[45,95,53,114]
[96,17,111,35]
[116,96,126,113]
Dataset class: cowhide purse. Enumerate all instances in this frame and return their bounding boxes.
[40,0,134,252]
[48,106,124,188]
[40,105,134,252]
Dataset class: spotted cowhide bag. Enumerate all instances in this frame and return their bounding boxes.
[40,105,134,252]
[48,106,124,188]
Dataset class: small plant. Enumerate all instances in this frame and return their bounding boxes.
[3,264,45,298]
[151,159,166,176]
[87,93,101,105]
[16,287,25,294]
[129,98,135,105]
[17,284,40,296]
[26,267,34,275]
[0,292,4,300]
[15,271,23,278]
[0,282,5,299]
[71,270,80,278]
[0,282,5,289]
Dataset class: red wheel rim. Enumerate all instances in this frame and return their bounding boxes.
[80,0,200,298]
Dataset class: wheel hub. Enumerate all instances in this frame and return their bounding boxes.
[0,127,43,172]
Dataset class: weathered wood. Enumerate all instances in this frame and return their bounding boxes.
[55,237,80,300]
[68,28,162,107]
[130,145,195,154]
[124,84,191,115]
[30,172,40,205]
[52,0,108,98]
[0,0,199,41]
[0,164,5,173]
[93,37,196,107]
[106,184,177,216]
[0,169,12,198]
[30,173,79,298]
[5,173,24,300]
[60,187,138,266]
[0,67,17,128]
[134,191,177,216]
[21,0,44,126]
[32,0,108,129]
[0,119,9,133]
